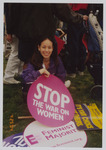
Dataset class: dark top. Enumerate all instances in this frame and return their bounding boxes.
[4,3,83,40]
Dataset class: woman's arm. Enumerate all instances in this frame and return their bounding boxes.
[21,63,50,83]
[21,63,41,83]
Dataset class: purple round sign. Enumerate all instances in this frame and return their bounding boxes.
[27,75,75,127]
[3,133,28,147]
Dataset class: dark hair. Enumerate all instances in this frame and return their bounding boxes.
[30,36,58,69]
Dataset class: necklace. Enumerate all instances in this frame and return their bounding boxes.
[43,59,50,69]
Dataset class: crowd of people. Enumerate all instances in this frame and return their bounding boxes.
[3,3,103,99]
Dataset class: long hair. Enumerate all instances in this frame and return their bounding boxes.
[30,36,58,69]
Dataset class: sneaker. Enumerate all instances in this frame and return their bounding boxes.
[78,71,84,76]
[65,80,71,88]
[3,78,21,84]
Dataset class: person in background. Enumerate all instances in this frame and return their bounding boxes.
[4,3,88,84]
[66,4,88,78]
[5,3,88,63]
[3,3,24,84]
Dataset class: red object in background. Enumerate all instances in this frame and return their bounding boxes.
[82,33,90,63]
[55,34,88,55]
[82,33,88,51]
[69,4,88,11]
[55,35,65,55]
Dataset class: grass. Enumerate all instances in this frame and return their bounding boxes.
[3,60,102,147]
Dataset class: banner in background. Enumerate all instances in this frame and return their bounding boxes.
[73,103,102,130]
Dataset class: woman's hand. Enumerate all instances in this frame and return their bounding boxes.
[83,15,88,21]
[39,68,50,77]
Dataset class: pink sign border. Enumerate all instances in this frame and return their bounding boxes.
[27,74,75,127]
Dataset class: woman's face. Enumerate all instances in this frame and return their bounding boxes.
[38,38,53,59]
